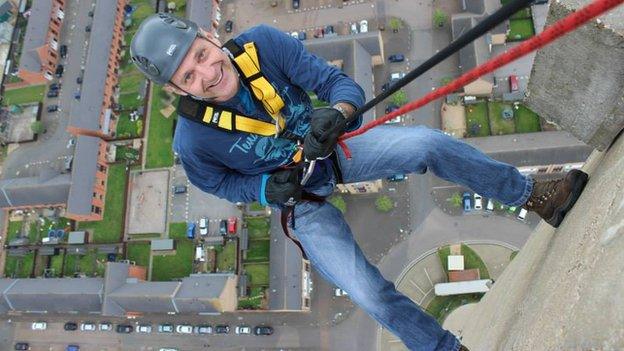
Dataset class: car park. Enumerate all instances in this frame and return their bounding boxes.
[474,194,483,210]
[99,322,112,331]
[359,20,368,33]
[176,325,193,334]
[225,20,233,33]
[158,324,174,333]
[219,219,227,235]
[227,217,237,234]
[64,322,78,331]
[388,54,405,63]
[47,105,59,113]
[186,222,196,239]
[350,22,358,34]
[463,192,472,212]
[80,322,96,331]
[60,45,67,58]
[137,324,152,333]
[14,343,29,351]
[235,325,251,334]
[215,325,230,334]
[116,324,133,333]
[47,89,59,98]
[517,208,528,221]
[173,185,187,194]
[199,217,208,235]
[195,325,212,334]
[254,325,274,336]
[31,322,47,330]
[486,199,494,212]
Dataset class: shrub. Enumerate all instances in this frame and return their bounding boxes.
[375,195,394,213]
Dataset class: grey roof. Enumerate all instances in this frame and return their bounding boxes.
[3,278,103,313]
[0,173,71,208]
[18,0,53,73]
[66,135,100,216]
[151,239,174,251]
[37,247,56,256]
[174,274,234,313]
[68,0,116,132]
[452,15,492,77]
[97,245,117,254]
[67,231,86,244]
[66,246,87,255]
[101,262,130,316]
[107,281,180,313]
[0,1,14,16]
[186,0,214,30]
[240,228,249,251]
[268,212,304,310]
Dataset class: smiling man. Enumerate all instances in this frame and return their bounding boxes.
[130,14,587,351]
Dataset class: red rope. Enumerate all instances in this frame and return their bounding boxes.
[340,0,623,143]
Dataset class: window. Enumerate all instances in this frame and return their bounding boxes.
[304,298,310,308]
[93,192,96,198]
[101,180,105,186]
[91,206,102,215]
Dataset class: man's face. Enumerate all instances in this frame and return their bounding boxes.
[169,33,239,102]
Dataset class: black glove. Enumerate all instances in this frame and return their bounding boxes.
[304,107,346,160]
[265,168,302,205]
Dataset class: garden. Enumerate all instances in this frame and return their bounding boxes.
[239,216,271,309]
[465,100,541,137]
[1,85,46,106]
[144,85,176,169]
[150,222,194,281]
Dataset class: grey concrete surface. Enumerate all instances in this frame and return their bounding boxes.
[127,170,169,235]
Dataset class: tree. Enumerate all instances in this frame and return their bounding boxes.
[433,9,448,28]
[328,195,347,214]
[375,195,394,213]
[389,18,404,33]
[440,76,453,86]
[392,90,408,106]
[447,192,462,208]
[30,121,45,134]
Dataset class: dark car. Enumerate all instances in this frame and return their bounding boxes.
[64,322,77,331]
[387,174,406,182]
[76,76,83,84]
[385,104,399,114]
[463,192,472,212]
[254,325,274,336]
[116,324,133,333]
[173,185,187,194]
[298,31,306,40]
[85,25,91,32]
[55,64,64,78]
[325,25,334,34]
[186,222,195,239]
[47,105,59,113]
[225,20,233,33]
[292,0,299,9]
[14,343,29,351]
[47,89,59,98]
[215,325,230,334]
[74,91,81,100]
[60,45,67,58]
[219,219,227,235]
[388,54,405,63]
[50,83,61,90]
[66,346,79,351]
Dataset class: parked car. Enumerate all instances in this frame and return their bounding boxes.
[385,104,399,114]
[325,25,335,35]
[359,20,368,33]
[298,31,306,40]
[290,31,298,39]
[64,322,78,331]
[313,28,324,38]
[219,219,227,235]
[350,22,358,34]
[158,324,174,333]
[85,25,91,32]
[235,325,251,334]
[47,105,59,113]
[517,208,528,221]
[159,349,178,351]
[99,322,112,331]
[55,64,64,78]
[227,217,237,234]
[116,324,133,333]
[50,83,61,90]
[66,346,79,351]
[194,325,212,334]
[176,325,193,334]
[334,288,348,297]
[225,20,233,33]
[253,325,274,336]
[186,222,196,239]
[74,91,81,100]
[60,44,67,58]
[64,155,74,172]
[292,0,299,9]
[31,322,47,330]
[486,199,494,212]
[388,54,405,63]
[66,138,76,148]
[173,185,187,194]
[14,343,29,351]
[199,217,208,235]
[474,194,483,210]
[80,322,96,331]
[137,324,152,333]
[463,192,472,212]
[76,76,83,84]
[195,245,205,262]
[509,74,519,91]
[47,90,59,98]
[215,325,230,334]
[390,72,405,82]
[387,174,406,182]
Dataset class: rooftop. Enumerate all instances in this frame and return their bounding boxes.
[18,0,53,73]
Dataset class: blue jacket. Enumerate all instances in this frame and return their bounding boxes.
[173,25,365,204]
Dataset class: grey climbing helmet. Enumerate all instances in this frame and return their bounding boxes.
[130,13,198,85]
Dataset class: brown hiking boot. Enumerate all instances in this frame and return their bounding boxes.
[459,345,470,351]
[524,169,589,228]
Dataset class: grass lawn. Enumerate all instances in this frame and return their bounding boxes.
[77,164,127,243]
[6,221,23,241]
[238,286,265,310]
[4,252,34,278]
[78,250,98,276]
[145,85,176,169]
[50,253,64,277]
[487,102,516,135]
[248,202,265,211]
[426,294,483,324]
[2,85,46,106]
[514,104,541,133]
[169,222,188,240]
[126,242,151,268]
[243,263,269,286]
[119,73,145,94]
[151,240,194,281]
[507,19,535,41]
[216,241,237,272]
[118,92,145,111]
[245,217,270,240]
[245,240,270,263]
[63,255,78,276]
[115,112,141,138]
[461,244,491,279]
[465,102,490,137]
[115,145,140,162]
[511,7,531,19]
[95,253,112,277]
[437,245,451,275]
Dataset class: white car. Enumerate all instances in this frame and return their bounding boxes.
[350,22,358,34]
[235,325,251,335]
[390,72,405,81]
[159,349,178,351]
[137,324,152,333]
[32,321,47,330]
[290,31,298,38]
[517,208,528,221]
[199,217,208,236]
[158,324,174,333]
[334,288,348,297]
[474,194,483,210]
[176,325,193,334]
[486,199,494,212]
[360,20,368,33]
[99,322,112,331]
[80,322,96,331]
[66,138,76,148]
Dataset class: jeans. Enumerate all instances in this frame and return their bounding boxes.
[290,126,533,351]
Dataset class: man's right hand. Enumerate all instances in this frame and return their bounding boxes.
[265,168,302,205]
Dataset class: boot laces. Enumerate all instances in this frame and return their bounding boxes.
[527,178,560,207]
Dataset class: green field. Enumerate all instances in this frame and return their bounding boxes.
[462,244,490,279]
[243,263,269,286]
[49,253,65,277]
[4,252,35,278]
[488,102,516,135]
[216,241,237,272]
[77,164,127,243]
[145,85,176,169]
[6,221,24,241]
[2,85,46,106]
[514,104,541,133]
[115,112,141,138]
[246,240,270,263]
[151,240,194,281]
[169,222,188,240]
[465,102,490,137]
[508,19,535,41]
[246,217,270,240]
[126,242,151,268]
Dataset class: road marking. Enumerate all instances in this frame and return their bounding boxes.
[409,278,426,295]
[424,267,434,287]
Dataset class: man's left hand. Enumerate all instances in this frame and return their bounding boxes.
[304,107,346,160]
